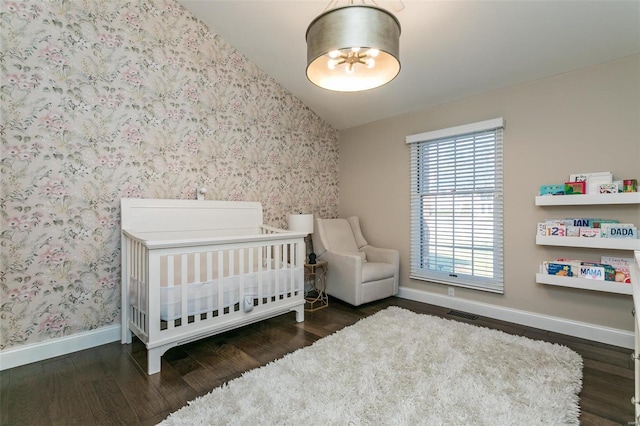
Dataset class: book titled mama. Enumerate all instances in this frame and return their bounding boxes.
[579,266,605,280]
[580,262,616,281]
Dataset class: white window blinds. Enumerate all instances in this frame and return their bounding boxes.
[406,118,504,293]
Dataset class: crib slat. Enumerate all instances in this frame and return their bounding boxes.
[167,255,174,330]
[239,248,245,311]
[229,250,235,312]
[274,244,280,299]
[248,248,255,306]
[292,242,297,295]
[181,253,188,325]
[283,243,289,297]
[217,251,224,316]
[266,245,272,303]
[206,251,213,319]
[258,245,263,304]
[193,253,201,323]
[285,242,291,297]
[284,243,290,296]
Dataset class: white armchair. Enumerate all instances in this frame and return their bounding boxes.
[311,216,399,306]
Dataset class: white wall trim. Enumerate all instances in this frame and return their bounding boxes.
[0,324,121,371]
[398,286,634,349]
[2,288,633,370]
[405,117,504,144]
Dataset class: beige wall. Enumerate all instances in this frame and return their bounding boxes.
[338,55,640,332]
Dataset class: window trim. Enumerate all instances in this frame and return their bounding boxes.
[406,118,505,293]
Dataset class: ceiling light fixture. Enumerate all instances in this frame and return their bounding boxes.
[305,3,401,92]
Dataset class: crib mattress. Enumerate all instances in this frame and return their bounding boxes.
[130,267,303,321]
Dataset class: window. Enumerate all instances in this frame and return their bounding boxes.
[406,118,504,293]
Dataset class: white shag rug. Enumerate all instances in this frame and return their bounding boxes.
[160,306,582,425]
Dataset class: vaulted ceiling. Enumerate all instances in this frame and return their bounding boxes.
[179,1,640,130]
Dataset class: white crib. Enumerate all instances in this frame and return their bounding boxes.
[120,198,306,374]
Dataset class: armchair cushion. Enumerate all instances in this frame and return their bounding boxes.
[362,262,396,283]
[316,217,366,261]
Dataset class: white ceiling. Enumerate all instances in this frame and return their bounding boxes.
[178,1,640,130]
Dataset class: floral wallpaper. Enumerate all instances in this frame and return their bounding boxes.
[0,0,339,350]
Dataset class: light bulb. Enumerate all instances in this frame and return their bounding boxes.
[327,59,339,70]
[367,48,380,57]
[365,58,375,68]
[351,47,361,53]
[328,50,341,58]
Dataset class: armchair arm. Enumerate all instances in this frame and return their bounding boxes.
[361,245,399,266]
[317,250,363,306]
[361,245,400,295]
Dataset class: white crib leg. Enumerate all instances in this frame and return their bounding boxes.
[122,326,132,344]
[147,347,163,375]
[294,305,304,323]
[121,297,131,344]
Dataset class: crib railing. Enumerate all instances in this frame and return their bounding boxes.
[121,230,305,349]
[126,239,304,340]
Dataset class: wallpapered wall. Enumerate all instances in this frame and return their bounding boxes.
[0,0,339,350]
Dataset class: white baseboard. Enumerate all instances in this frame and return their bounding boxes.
[0,324,121,371]
[398,286,634,349]
[2,290,634,370]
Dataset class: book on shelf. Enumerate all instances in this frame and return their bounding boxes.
[579,262,615,281]
[537,218,637,239]
[568,171,612,195]
[542,258,627,283]
[600,256,633,283]
[600,223,637,239]
[543,261,573,277]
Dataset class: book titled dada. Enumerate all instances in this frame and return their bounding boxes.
[601,223,637,239]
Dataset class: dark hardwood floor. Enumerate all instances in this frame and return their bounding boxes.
[0,297,635,425]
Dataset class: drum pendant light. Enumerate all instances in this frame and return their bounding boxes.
[306,5,401,92]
